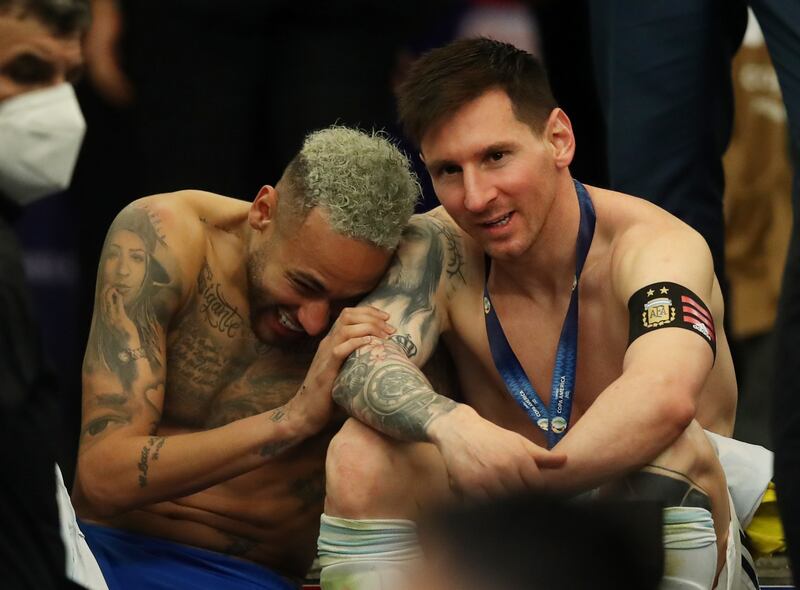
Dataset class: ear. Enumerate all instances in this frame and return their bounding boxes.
[543,108,575,169]
[249,185,278,230]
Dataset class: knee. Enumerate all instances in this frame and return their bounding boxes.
[325,418,406,518]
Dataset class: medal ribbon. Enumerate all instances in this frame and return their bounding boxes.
[483,179,596,448]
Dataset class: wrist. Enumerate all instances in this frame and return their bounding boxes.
[426,403,476,447]
[279,397,313,440]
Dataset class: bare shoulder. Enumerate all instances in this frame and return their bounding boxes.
[590,188,715,303]
[108,191,223,304]
[413,206,480,287]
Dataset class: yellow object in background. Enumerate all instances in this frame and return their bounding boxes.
[746,482,786,557]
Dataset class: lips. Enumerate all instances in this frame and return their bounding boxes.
[277,307,304,333]
[480,211,514,229]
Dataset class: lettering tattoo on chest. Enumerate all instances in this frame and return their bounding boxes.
[168,319,229,395]
[137,436,166,488]
[197,261,243,338]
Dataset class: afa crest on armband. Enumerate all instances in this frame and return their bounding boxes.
[642,288,676,328]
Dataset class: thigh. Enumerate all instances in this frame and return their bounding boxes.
[602,422,730,552]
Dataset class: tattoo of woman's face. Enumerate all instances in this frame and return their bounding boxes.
[102,229,148,305]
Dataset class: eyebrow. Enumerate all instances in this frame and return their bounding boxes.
[287,271,327,294]
[480,142,516,157]
[426,142,517,173]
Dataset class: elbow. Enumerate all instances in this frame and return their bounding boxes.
[658,389,697,440]
[76,454,136,518]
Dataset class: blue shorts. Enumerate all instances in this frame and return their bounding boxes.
[78,520,295,589]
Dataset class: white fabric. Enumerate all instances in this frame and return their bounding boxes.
[54,464,108,590]
[318,514,419,590]
[660,506,718,589]
[704,432,772,528]
[659,495,758,590]
[0,83,86,205]
[714,494,759,590]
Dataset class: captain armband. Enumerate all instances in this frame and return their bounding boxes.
[627,282,716,358]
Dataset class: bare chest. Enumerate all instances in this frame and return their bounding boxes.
[164,264,313,428]
[446,279,629,441]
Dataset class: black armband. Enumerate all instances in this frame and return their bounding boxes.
[627,282,716,357]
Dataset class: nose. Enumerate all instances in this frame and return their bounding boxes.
[117,256,130,277]
[462,168,495,213]
[296,300,331,336]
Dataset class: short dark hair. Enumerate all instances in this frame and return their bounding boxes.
[397,37,558,146]
[0,0,90,36]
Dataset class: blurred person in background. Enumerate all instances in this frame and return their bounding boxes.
[0,0,105,587]
[590,0,800,575]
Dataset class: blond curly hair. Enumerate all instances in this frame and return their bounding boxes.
[279,126,420,249]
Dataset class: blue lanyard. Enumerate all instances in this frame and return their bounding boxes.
[483,179,596,448]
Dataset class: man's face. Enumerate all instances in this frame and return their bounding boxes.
[0,10,83,102]
[246,207,393,349]
[421,89,563,261]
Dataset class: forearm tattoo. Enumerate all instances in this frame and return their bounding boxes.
[331,216,465,440]
[333,340,456,441]
[137,436,166,488]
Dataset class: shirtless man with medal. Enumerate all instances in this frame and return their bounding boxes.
[318,39,761,590]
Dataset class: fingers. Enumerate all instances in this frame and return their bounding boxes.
[336,322,394,343]
[334,307,394,335]
[331,336,375,360]
[102,284,118,319]
[531,449,567,469]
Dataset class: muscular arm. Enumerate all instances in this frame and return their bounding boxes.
[334,213,566,496]
[332,214,461,441]
[542,227,718,494]
[75,201,309,517]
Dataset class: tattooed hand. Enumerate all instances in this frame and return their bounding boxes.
[428,405,566,499]
[102,284,140,347]
[287,306,395,436]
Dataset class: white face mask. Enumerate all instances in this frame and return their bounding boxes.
[0,83,86,206]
